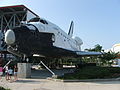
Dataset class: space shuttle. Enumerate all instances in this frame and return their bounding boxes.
[4,17,101,58]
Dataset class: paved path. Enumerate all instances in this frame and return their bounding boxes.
[1,69,120,90]
[1,77,120,90]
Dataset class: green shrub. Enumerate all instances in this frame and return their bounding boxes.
[0,86,11,90]
[58,66,120,80]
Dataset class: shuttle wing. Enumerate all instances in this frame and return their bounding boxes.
[75,51,102,56]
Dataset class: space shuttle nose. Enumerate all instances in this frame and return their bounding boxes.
[5,29,15,45]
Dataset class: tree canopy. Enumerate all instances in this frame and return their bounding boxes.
[84,44,119,66]
[85,44,103,52]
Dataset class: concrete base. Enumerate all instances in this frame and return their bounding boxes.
[118,59,120,67]
[17,63,31,78]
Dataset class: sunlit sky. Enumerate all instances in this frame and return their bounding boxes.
[1,0,120,50]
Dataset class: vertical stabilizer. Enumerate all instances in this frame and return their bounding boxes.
[68,21,74,37]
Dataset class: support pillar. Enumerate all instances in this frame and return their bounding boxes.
[17,63,31,78]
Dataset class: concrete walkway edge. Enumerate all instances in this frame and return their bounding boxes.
[49,78,120,82]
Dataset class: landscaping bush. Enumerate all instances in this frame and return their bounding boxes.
[58,66,120,80]
[0,86,11,90]
[76,62,96,69]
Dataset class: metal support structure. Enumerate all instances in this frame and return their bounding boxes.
[40,61,57,78]
[3,59,12,69]
[0,5,39,63]
[0,5,38,52]
[0,15,3,31]
[0,12,27,31]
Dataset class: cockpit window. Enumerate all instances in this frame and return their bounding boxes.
[40,19,48,24]
[28,17,48,24]
[28,18,40,22]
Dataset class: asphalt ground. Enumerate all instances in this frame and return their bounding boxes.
[0,69,120,90]
[1,77,120,90]
[31,69,74,79]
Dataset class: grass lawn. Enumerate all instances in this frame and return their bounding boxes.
[58,66,120,80]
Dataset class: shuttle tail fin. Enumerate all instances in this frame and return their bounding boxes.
[68,21,74,37]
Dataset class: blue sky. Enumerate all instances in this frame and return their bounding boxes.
[1,0,120,50]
